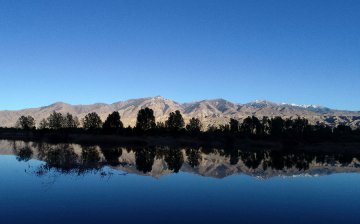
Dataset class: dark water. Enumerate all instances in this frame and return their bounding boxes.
[0,140,360,224]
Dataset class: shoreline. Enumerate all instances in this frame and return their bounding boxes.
[0,128,359,153]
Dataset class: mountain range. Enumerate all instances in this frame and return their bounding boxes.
[0,96,359,129]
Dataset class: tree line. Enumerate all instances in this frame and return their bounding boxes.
[15,108,198,132]
[13,107,360,141]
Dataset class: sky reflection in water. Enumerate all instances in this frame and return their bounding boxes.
[0,140,360,224]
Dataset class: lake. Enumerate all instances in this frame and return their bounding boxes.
[0,140,360,224]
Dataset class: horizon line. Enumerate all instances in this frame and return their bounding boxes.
[0,96,359,112]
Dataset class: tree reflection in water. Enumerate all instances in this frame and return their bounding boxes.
[163,148,184,173]
[38,143,79,174]
[186,148,202,168]
[135,147,156,173]
[8,141,360,178]
[81,146,101,171]
[100,145,122,166]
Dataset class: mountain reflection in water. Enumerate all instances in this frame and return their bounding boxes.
[1,140,359,179]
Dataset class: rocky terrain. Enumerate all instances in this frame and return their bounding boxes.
[0,96,359,129]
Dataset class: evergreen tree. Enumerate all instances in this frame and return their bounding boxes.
[241,116,253,135]
[186,117,202,132]
[229,118,240,133]
[47,111,65,129]
[270,116,285,137]
[293,117,309,136]
[83,112,102,130]
[63,113,80,128]
[252,116,263,136]
[103,111,123,131]
[136,107,156,131]
[261,116,271,135]
[334,124,352,136]
[241,116,262,136]
[165,110,185,131]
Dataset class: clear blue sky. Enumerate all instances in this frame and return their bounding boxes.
[0,0,359,110]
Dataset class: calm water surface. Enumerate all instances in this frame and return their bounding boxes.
[0,140,359,224]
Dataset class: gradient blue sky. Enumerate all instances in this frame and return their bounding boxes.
[0,0,359,110]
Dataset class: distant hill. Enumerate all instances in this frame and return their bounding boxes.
[0,96,359,129]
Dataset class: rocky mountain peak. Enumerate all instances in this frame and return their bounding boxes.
[0,97,359,129]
